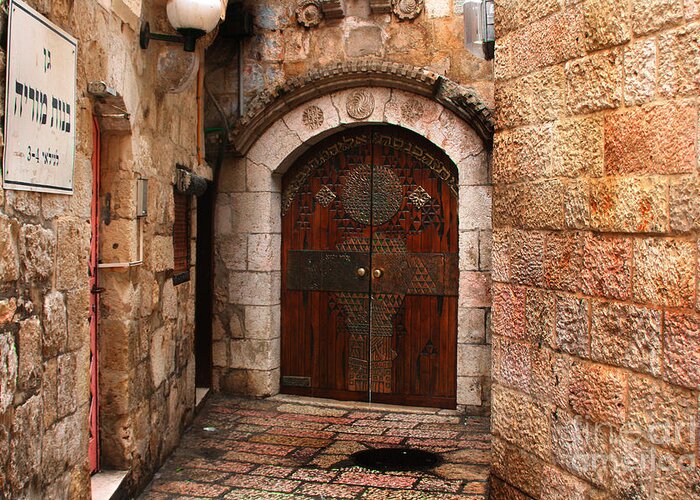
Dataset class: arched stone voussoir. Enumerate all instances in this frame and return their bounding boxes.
[230,59,494,155]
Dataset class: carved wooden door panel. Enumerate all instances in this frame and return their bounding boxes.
[281,126,458,408]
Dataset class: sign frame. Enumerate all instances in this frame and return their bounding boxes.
[2,0,78,195]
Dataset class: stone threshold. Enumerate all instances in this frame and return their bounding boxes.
[195,387,210,410]
[91,470,128,500]
[267,394,462,416]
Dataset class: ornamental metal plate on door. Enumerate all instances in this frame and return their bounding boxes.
[281,126,458,408]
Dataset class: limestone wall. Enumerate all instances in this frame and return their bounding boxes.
[205,0,494,128]
[0,0,202,497]
[491,1,700,497]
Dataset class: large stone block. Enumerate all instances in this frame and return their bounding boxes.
[458,344,491,377]
[492,336,531,393]
[492,384,552,460]
[624,39,656,106]
[492,437,544,498]
[247,233,281,272]
[20,223,55,282]
[220,368,280,397]
[0,332,17,413]
[590,176,669,233]
[652,447,700,498]
[552,116,603,179]
[564,179,591,230]
[491,228,510,282]
[604,102,696,175]
[663,312,700,390]
[670,175,700,232]
[565,49,623,114]
[496,6,584,81]
[456,376,482,406]
[568,362,627,426]
[580,233,632,300]
[551,409,610,487]
[494,65,566,129]
[531,347,572,409]
[526,288,556,348]
[608,429,654,499]
[508,229,545,287]
[658,23,700,97]
[17,317,41,391]
[9,395,42,492]
[459,230,479,271]
[491,282,527,340]
[583,0,630,51]
[458,307,486,344]
[43,291,67,359]
[229,271,281,306]
[216,233,247,271]
[631,0,683,35]
[626,375,697,454]
[459,186,492,231]
[591,301,662,376]
[150,325,175,389]
[633,238,695,308]
[56,352,78,418]
[244,305,281,340]
[345,26,383,57]
[0,213,19,282]
[540,464,591,500]
[543,232,583,294]
[148,235,175,273]
[230,338,280,371]
[555,294,589,358]
[247,120,302,172]
[229,192,282,234]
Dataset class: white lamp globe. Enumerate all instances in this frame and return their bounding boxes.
[166,0,222,34]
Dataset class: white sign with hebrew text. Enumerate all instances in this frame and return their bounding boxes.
[3,0,77,194]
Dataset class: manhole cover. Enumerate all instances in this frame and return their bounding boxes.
[350,447,443,472]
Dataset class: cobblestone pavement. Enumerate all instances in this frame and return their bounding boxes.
[140,395,491,499]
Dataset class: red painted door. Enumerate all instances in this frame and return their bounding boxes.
[89,117,101,473]
[281,126,458,408]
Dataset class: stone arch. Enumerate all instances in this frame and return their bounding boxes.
[213,81,493,412]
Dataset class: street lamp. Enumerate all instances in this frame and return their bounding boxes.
[140,0,226,52]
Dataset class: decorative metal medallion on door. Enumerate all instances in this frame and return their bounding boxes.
[281,126,458,408]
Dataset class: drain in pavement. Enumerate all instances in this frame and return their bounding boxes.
[350,448,443,472]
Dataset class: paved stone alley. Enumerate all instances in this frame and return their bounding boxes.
[140,395,491,499]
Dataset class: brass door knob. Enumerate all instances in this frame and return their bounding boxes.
[356,267,367,277]
[373,268,383,279]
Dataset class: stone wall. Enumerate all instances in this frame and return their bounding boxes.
[491,1,700,497]
[0,0,203,497]
[205,0,494,129]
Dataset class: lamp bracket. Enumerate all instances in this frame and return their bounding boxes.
[140,22,203,52]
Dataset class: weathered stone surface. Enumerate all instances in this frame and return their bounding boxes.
[229,192,282,234]
[590,301,662,379]
[653,447,700,498]
[9,395,42,492]
[149,235,175,273]
[247,234,281,272]
[491,229,509,283]
[626,375,696,454]
[508,229,544,287]
[230,339,280,371]
[670,175,700,232]
[658,23,700,97]
[566,49,623,114]
[491,283,526,341]
[531,348,572,410]
[19,224,55,282]
[229,271,281,306]
[624,39,656,105]
[493,125,552,184]
[244,305,281,340]
[526,288,555,348]
[663,312,700,390]
[608,429,654,499]
[584,0,630,51]
[458,272,492,308]
[543,232,583,294]
[633,238,695,308]
[568,362,627,426]
[492,336,531,393]
[495,65,566,129]
[552,116,603,178]
[631,0,683,35]
[589,176,669,233]
[456,376,482,406]
[151,325,175,389]
[493,0,561,36]
[0,213,19,282]
[17,317,42,390]
[479,230,492,270]
[56,352,78,418]
[457,344,491,377]
[0,332,17,413]
[492,437,544,498]
[459,186,492,231]
[564,179,590,230]
[345,26,383,57]
[551,409,610,487]
[496,6,584,81]
[555,294,589,358]
[459,230,479,271]
[604,102,696,175]
[540,464,591,500]
[43,291,68,359]
[458,307,486,344]
[492,385,552,460]
[580,233,632,300]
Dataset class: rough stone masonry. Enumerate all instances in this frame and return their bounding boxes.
[491,0,700,498]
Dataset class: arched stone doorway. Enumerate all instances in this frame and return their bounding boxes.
[212,68,493,413]
[281,125,460,408]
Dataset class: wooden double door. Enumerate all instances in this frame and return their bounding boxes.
[281,126,459,408]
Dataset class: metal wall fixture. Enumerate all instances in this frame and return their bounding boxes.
[463,0,495,60]
[140,0,228,52]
